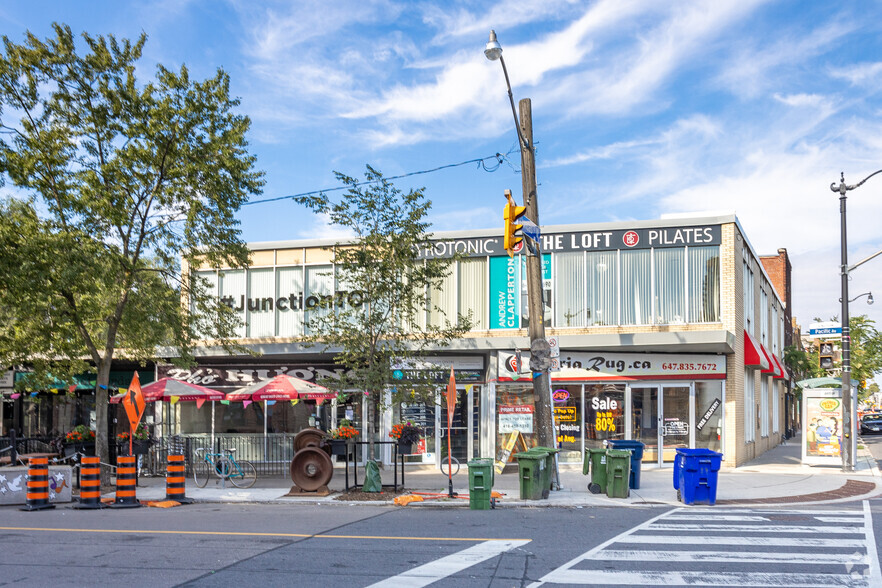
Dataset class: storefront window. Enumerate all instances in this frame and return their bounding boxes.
[553,385,582,463]
[247,268,275,337]
[554,252,585,327]
[586,251,618,326]
[621,250,650,325]
[584,384,625,448]
[695,381,723,452]
[688,246,720,322]
[458,259,488,330]
[396,401,436,464]
[277,266,304,337]
[218,270,245,337]
[495,385,536,467]
[654,248,685,324]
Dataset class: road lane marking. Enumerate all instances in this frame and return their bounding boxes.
[542,569,866,586]
[599,550,866,564]
[864,500,882,586]
[647,523,863,533]
[0,526,528,543]
[366,539,530,588]
[622,534,867,548]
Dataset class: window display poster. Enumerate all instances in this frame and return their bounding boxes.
[805,396,842,459]
[499,404,534,433]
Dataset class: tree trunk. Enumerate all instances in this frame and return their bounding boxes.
[95,359,111,486]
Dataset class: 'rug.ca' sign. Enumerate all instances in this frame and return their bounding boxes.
[497,351,726,381]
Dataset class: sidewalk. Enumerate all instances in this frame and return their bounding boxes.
[112,435,882,508]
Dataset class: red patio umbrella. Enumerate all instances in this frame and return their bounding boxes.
[109,378,225,403]
[225,374,336,402]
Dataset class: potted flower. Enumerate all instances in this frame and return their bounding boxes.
[389,421,422,455]
[63,425,96,457]
[117,423,152,455]
[326,421,359,456]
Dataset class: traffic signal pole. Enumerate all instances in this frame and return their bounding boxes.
[518,98,558,489]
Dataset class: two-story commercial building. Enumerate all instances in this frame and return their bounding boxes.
[168,212,787,469]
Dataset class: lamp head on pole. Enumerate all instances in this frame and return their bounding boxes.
[484,30,503,61]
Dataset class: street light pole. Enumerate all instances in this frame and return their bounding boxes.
[485,31,557,486]
[830,169,882,472]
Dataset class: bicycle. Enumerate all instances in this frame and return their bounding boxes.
[193,448,257,489]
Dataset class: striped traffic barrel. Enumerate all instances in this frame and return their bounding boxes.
[20,456,56,511]
[73,456,105,509]
[110,455,141,508]
[165,454,192,504]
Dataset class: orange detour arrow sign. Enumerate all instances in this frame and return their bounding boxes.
[121,372,147,454]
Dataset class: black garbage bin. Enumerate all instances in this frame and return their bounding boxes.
[605,440,645,489]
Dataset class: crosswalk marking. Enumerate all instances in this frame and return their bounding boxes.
[528,503,881,587]
[621,535,867,548]
[647,523,863,534]
[597,550,866,564]
[537,569,865,586]
[366,539,530,588]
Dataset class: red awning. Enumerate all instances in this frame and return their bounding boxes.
[760,344,776,375]
[744,331,769,370]
[770,353,786,379]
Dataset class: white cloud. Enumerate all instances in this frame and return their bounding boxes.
[831,61,882,86]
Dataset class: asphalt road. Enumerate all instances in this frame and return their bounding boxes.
[3,498,882,587]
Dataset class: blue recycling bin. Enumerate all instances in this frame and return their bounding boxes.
[673,448,687,491]
[677,448,723,505]
[605,440,645,489]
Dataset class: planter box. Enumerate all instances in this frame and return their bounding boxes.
[117,440,151,456]
[64,443,95,457]
[0,465,73,505]
[397,441,414,455]
[328,440,353,456]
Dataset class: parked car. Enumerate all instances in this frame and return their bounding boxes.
[860,414,882,435]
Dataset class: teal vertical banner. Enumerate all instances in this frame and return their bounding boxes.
[520,254,552,328]
[490,256,519,329]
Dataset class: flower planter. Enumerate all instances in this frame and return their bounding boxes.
[397,441,414,455]
[117,440,151,456]
[64,442,95,457]
[328,439,352,456]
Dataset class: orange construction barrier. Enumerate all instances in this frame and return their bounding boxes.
[165,454,192,504]
[73,456,105,509]
[110,455,141,508]
[20,456,56,511]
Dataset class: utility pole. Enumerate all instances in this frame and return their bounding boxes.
[518,99,557,479]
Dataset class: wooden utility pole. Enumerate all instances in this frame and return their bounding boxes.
[518,98,557,484]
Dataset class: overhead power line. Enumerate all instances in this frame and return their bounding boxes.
[241,149,517,207]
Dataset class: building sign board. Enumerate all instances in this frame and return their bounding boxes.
[416,225,721,259]
[498,351,726,381]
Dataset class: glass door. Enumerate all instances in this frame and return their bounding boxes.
[631,386,659,465]
[438,385,471,467]
[661,386,691,463]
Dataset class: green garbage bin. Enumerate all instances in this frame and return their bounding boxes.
[529,446,559,496]
[605,449,631,498]
[514,450,548,500]
[584,448,608,494]
[467,458,495,510]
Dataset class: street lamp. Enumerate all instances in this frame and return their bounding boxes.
[849,292,874,305]
[484,30,558,487]
[830,170,882,472]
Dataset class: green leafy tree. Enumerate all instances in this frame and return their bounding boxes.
[0,24,263,473]
[295,166,472,458]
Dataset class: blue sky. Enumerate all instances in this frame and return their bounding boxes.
[3,0,882,335]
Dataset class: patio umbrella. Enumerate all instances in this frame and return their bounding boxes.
[110,378,225,448]
[110,378,225,403]
[225,374,336,402]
